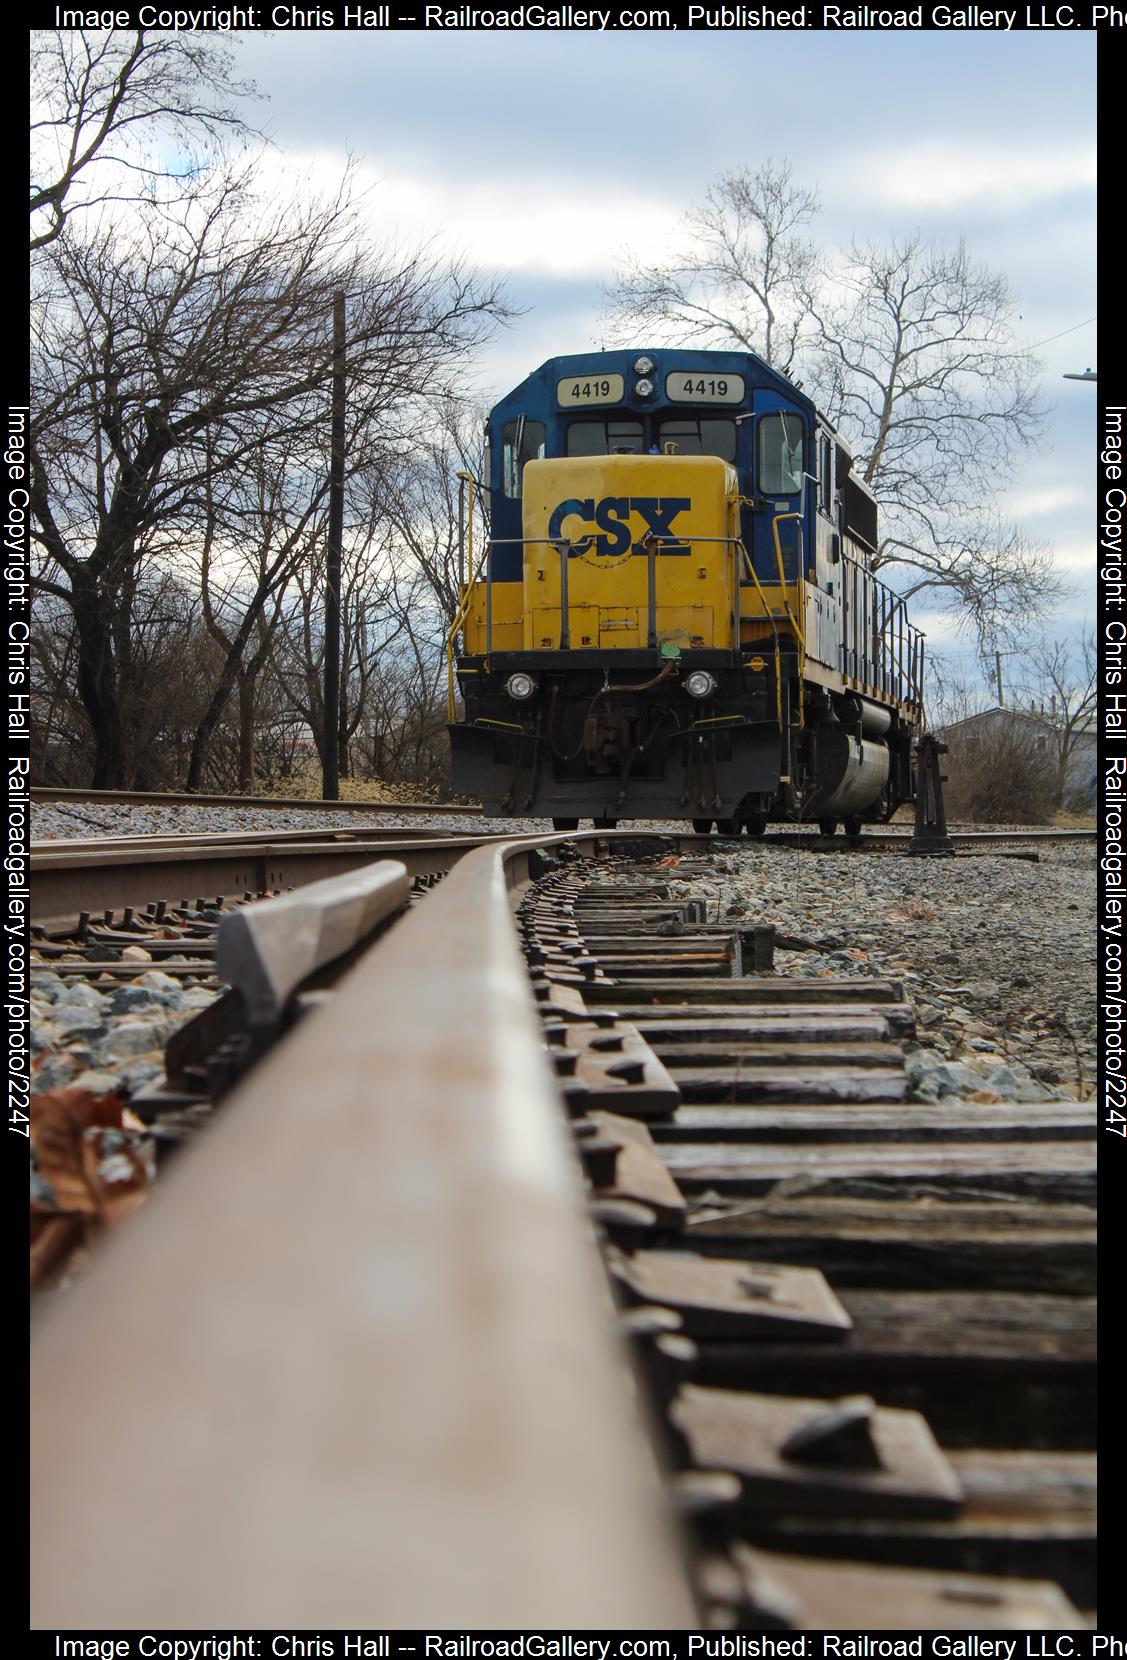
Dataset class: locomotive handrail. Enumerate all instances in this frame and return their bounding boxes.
[839,548,924,711]
[771,511,807,724]
[458,533,751,658]
[452,527,923,715]
[445,533,493,720]
[739,543,785,728]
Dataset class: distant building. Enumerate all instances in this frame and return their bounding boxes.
[939,706,1096,805]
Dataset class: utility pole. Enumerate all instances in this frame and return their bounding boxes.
[995,650,1005,707]
[323,290,345,800]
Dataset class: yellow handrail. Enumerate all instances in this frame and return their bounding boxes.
[739,543,783,730]
[446,473,486,722]
[770,511,806,725]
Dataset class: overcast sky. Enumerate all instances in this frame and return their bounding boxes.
[232,27,1096,676]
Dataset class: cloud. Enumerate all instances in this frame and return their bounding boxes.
[251,147,678,281]
[1050,540,1097,575]
[1001,486,1087,521]
[833,142,1095,214]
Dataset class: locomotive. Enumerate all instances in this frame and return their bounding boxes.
[447,348,925,833]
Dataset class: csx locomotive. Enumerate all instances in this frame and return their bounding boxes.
[447,348,925,833]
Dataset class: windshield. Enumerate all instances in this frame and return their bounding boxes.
[656,417,737,462]
[567,419,645,456]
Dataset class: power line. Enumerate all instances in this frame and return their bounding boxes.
[1027,315,1096,351]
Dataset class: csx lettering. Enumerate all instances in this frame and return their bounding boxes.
[548,496,692,556]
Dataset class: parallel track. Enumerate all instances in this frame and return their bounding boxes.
[30,818,1095,933]
[32,784,479,814]
[32,784,1092,845]
[30,828,518,930]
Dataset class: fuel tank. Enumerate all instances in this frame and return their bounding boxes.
[805,726,890,817]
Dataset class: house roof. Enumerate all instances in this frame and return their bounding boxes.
[940,705,1096,738]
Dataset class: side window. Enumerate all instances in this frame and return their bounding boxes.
[758,412,804,495]
[819,434,833,515]
[502,418,546,498]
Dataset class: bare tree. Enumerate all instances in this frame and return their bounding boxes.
[30,161,510,785]
[603,160,819,376]
[373,398,490,626]
[186,437,329,792]
[30,29,258,250]
[605,165,1056,644]
[809,234,1055,645]
[1014,630,1097,806]
[269,528,419,785]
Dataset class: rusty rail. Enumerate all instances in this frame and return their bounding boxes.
[30,830,516,929]
[32,785,480,814]
[30,834,697,1627]
[35,824,489,851]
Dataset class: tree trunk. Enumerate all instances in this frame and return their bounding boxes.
[70,574,127,788]
[185,597,268,791]
[237,669,256,793]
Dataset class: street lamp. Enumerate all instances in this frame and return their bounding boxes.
[1063,368,1097,381]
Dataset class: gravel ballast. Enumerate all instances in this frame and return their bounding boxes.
[659,837,1095,1102]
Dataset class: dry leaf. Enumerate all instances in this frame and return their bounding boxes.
[30,1088,155,1288]
[31,1088,126,1217]
[81,1127,153,1223]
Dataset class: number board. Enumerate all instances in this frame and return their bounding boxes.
[665,372,745,405]
[556,374,625,407]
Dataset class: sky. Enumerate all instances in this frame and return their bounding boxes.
[230,27,1096,682]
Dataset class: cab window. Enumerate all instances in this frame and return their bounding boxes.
[758,412,804,495]
[566,420,644,456]
[502,418,546,498]
[819,433,833,514]
[656,418,736,462]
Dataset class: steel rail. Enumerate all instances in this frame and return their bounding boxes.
[30,835,696,1627]
[30,831,520,929]
[750,828,1095,847]
[35,823,494,853]
[32,784,480,814]
[32,823,1092,929]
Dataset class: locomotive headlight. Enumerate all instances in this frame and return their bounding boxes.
[634,377,655,398]
[684,670,718,700]
[633,355,655,375]
[505,672,536,701]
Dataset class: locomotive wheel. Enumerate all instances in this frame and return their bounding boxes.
[715,814,741,836]
[843,814,863,837]
[591,816,618,829]
[691,818,713,834]
[552,817,579,831]
[745,813,767,837]
[818,818,839,837]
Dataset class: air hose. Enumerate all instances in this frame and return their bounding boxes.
[547,659,678,763]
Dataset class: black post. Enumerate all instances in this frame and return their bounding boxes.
[323,290,345,800]
[908,732,954,857]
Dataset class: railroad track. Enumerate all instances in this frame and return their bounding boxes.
[32,783,480,814]
[29,831,1095,1628]
[32,784,1093,845]
[29,815,1095,935]
[29,826,523,931]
